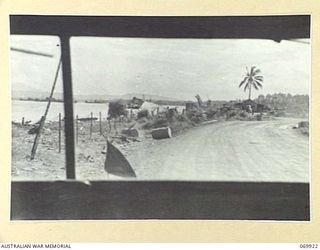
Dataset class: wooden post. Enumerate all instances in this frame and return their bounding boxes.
[99,112,102,136]
[108,119,112,132]
[58,113,61,153]
[114,118,117,135]
[90,112,93,138]
[21,117,24,126]
[76,115,79,144]
[30,57,62,160]
[30,116,45,160]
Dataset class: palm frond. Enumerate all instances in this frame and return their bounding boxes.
[239,66,263,95]
[250,66,256,75]
[254,80,263,88]
[239,77,249,87]
[252,68,261,76]
[254,75,264,81]
[244,82,250,92]
[252,82,259,90]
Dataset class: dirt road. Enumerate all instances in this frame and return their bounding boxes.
[128,118,309,182]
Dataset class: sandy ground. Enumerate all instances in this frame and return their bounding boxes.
[12,117,309,182]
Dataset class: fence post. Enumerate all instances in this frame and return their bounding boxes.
[21,117,24,126]
[114,118,117,135]
[76,115,79,144]
[90,112,93,138]
[30,116,45,160]
[108,118,112,132]
[58,113,61,153]
[99,112,102,136]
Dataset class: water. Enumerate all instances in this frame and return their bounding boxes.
[12,100,109,123]
[12,100,185,123]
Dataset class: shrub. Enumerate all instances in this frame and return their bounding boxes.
[140,116,169,130]
[239,111,248,118]
[206,108,217,119]
[141,121,153,129]
[137,110,149,119]
[186,109,205,124]
[176,114,187,122]
[166,108,179,121]
[153,117,169,128]
[300,127,309,136]
[226,110,237,120]
[298,121,309,128]
[256,114,262,121]
[108,101,127,118]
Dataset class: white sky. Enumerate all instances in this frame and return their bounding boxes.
[10,35,310,101]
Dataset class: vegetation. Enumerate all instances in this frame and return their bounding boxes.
[299,121,309,135]
[150,99,187,106]
[254,93,309,116]
[19,97,63,103]
[137,110,149,119]
[108,101,127,119]
[239,66,264,100]
[84,99,107,103]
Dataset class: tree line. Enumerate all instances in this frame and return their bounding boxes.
[254,93,309,114]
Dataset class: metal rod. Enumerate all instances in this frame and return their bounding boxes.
[10,47,54,58]
[60,35,76,179]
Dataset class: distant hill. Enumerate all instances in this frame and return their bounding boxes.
[12,91,63,100]
[12,91,183,102]
[118,93,182,102]
[74,93,182,102]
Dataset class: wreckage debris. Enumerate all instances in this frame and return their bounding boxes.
[77,117,98,122]
[121,128,139,137]
[151,127,172,140]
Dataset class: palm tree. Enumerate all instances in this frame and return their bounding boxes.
[239,66,264,100]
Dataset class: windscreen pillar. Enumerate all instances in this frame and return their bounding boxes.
[60,35,76,179]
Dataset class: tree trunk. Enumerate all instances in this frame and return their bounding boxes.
[248,84,252,100]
